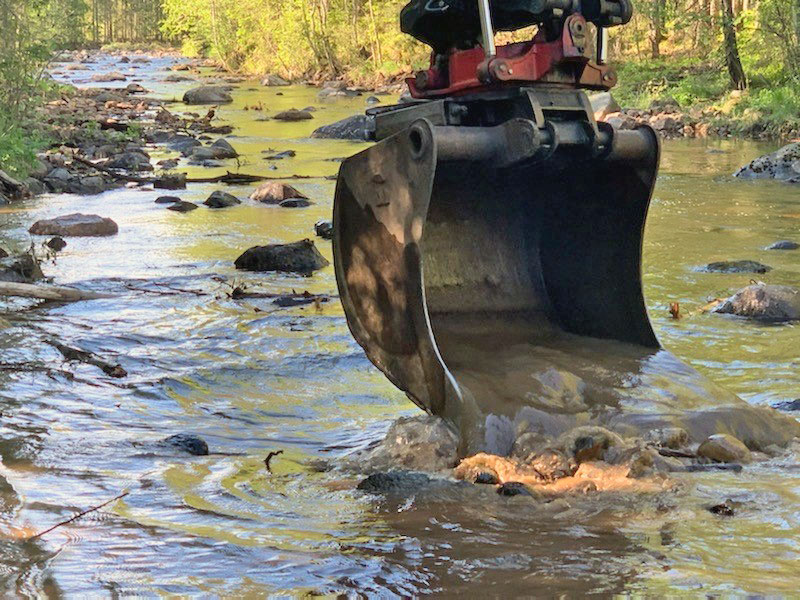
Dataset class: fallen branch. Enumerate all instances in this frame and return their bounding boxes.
[29,490,130,540]
[70,154,151,183]
[186,172,314,184]
[0,281,113,302]
[46,340,128,378]
[264,450,284,473]
[72,153,319,185]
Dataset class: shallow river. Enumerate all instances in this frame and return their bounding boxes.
[0,55,798,596]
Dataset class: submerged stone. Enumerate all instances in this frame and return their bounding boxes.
[357,471,431,494]
[701,260,772,274]
[159,434,209,456]
[766,240,799,251]
[361,415,460,473]
[497,482,533,497]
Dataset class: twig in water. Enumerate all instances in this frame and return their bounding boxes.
[29,490,130,540]
[264,450,284,473]
[45,339,128,378]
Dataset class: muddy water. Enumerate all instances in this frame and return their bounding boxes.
[0,56,796,595]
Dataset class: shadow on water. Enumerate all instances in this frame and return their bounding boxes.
[0,55,797,595]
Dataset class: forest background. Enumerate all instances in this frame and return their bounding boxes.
[2,0,800,175]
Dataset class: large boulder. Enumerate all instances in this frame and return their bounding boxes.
[734,142,800,183]
[183,85,233,105]
[311,114,373,141]
[29,213,118,237]
[250,182,308,204]
[714,284,800,321]
[234,239,329,274]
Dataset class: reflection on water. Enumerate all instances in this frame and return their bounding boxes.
[0,57,797,595]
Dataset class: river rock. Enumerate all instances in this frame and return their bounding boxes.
[357,471,432,494]
[157,158,179,170]
[362,415,459,473]
[106,151,153,172]
[590,92,621,121]
[701,260,772,274]
[46,237,67,251]
[714,284,800,321]
[273,109,314,122]
[91,71,126,82]
[155,195,180,204]
[125,83,147,94]
[204,191,241,208]
[163,73,194,83]
[734,142,800,183]
[263,150,296,161]
[234,239,329,274]
[0,169,28,200]
[250,182,308,204]
[183,85,233,105]
[0,253,44,282]
[558,426,623,463]
[311,114,373,140]
[510,431,553,461]
[314,220,333,240]
[29,213,118,237]
[209,138,238,159]
[697,434,752,464]
[279,198,313,208]
[154,174,187,190]
[643,427,689,449]
[71,176,106,195]
[261,74,290,86]
[167,201,198,212]
[766,240,799,250]
[159,434,209,456]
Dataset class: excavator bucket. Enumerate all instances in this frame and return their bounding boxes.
[333,90,661,452]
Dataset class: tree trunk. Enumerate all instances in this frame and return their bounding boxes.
[722,0,747,89]
[649,0,666,58]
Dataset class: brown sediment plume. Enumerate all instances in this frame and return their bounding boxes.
[457,453,671,495]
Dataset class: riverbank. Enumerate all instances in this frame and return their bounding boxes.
[5,48,798,193]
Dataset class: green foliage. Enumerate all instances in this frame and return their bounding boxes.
[161,0,425,83]
[613,59,728,109]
